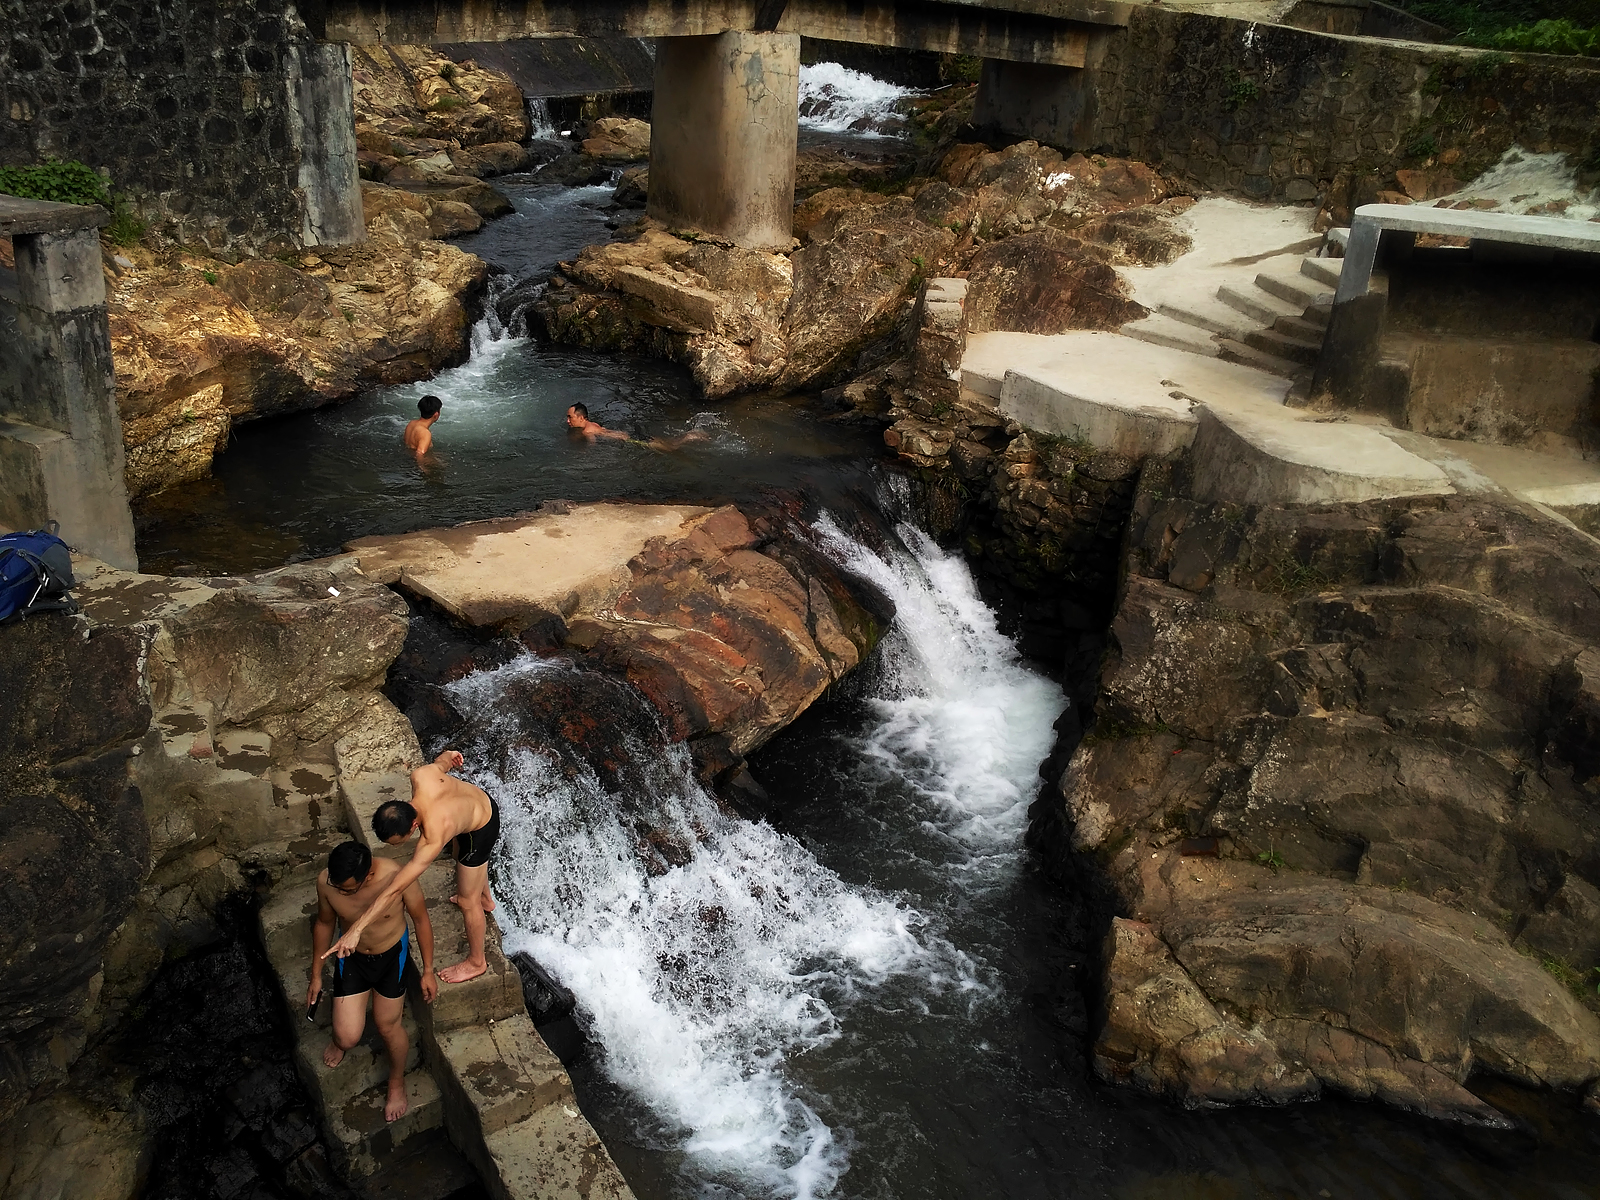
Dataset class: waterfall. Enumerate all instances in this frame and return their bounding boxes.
[796,63,919,138]
[526,95,559,140]
[446,516,1066,1199]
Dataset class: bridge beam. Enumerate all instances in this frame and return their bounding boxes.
[646,32,800,251]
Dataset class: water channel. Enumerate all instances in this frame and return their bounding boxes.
[134,65,1600,1200]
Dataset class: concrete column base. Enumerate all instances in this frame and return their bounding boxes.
[646,32,800,251]
[0,219,137,570]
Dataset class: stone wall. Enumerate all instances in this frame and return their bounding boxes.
[991,7,1600,208]
[0,0,361,254]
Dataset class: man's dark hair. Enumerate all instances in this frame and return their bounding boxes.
[419,395,442,418]
[373,800,419,843]
[328,840,372,887]
[569,402,588,419]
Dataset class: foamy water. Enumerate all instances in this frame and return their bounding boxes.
[448,520,1065,1198]
[797,62,919,138]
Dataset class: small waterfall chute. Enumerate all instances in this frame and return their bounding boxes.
[797,62,920,138]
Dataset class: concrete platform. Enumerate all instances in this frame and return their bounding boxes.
[347,502,712,629]
[1190,401,1454,506]
[963,330,1293,459]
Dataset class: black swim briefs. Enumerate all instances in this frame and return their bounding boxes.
[333,927,409,999]
[451,791,501,869]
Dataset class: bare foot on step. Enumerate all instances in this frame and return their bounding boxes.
[323,1042,345,1069]
[449,891,496,912]
[385,1076,408,1122]
[438,958,488,984]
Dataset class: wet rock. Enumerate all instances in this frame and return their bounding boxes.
[613,165,649,208]
[0,1089,148,1200]
[581,116,651,161]
[963,229,1145,335]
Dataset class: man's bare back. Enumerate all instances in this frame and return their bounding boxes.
[403,418,434,457]
[317,857,407,954]
[410,753,492,843]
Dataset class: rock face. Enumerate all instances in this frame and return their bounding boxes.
[1033,462,1600,1121]
[109,237,488,497]
[535,141,1180,400]
[0,555,414,1127]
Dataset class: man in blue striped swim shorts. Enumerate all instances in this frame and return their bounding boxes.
[308,841,437,1122]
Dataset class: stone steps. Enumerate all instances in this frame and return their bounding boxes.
[1240,325,1322,366]
[1216,282,1301,327]
[1122,312,1219,356]
[1216,337,1303,377]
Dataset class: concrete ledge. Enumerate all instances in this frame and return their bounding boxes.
[1000,367,1199,458]
[1189,402,1454,506]
[0,194,109,237]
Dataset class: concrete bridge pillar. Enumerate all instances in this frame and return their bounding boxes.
[0,199,138,571]
[647,32,801,251]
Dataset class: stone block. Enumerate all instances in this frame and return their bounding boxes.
[339,772,411,849]
[14,228,106,313]
[215,727,272,776]
[415,866,524,1032]
[483,1100,634,1200]
[433,1015,574,1138]
[328,1070,445,1178]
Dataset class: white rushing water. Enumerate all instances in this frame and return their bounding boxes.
[449,520,1066,1198]
[797,62,919,138]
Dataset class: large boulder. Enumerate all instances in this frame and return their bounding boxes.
[1040,478,1600,1122]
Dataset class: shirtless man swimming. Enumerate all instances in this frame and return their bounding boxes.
[308,841,437,1122]
[566,402,708,450]
[325,750,500,984]
[404,395,443,459]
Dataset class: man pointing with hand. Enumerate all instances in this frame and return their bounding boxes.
[324,749,501,984]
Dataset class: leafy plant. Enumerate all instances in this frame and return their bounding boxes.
[1406,131,1440,159]
[438,62,458,81]
[201,269,218,285]
[1481,18,1600,52]
[1257,847,1286,871]
[0,158,110,207]
[431,93,463,112]
[1222,69,1261,111]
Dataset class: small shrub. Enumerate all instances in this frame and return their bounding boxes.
[431,94,463,112]
[0,158,110,207]
[201,269,218,285]
[105,194,145,246]
[1479,19,1600,55]
[1406,131,1439,160]
[1222,69,1260,111]
[1271,554,1328,594]
[438,62,458,81]
[1257,847,1285,871]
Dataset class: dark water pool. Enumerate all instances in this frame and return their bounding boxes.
[133,181,879,576]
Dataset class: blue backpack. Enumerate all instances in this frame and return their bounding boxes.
[0,523,77,624]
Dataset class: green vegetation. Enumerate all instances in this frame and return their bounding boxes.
[1395,0,1599,52]
[0,158,146,245]
[1257,847,1286,871]
[1271,554,1328,594]
[941,54,984,84]
[1406,131,1440,159]
[201,269,218,285]
[438,62,458,81]
[1540,955,1600,999]
[0,158,110,206]
[431,93,463,112]
[1222,69,1260,111]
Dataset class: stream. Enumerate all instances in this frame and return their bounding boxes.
[131,65,1600,1200]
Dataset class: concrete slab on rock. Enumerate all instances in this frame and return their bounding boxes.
[964,330,1293,459]
[1191,402,1454,506]
[347,503,712,629]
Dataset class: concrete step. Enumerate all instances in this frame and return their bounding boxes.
[1216,283,1299,327]
[1156,298,1257,340]
[1122,312,1218,357]
[413,867,525,1036]
[341,772,413,851]
[1302,255,1344,288]
[328,1069,446,1179]
[1304,301,1332,329]
[296,1002,426,1113]
[1272,313,1327,343]
[1253,271,1330,311]
[215,727,273,776]
[1241,326,1322,366]
[1216,338,1301,379]
[431,1015,573,1140]
[483,1099,633,1200]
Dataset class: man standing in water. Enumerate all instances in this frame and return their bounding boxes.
[566,402,708,450]
[309,841,437,1122]
[404,395,443,459]
[324,750,499,984]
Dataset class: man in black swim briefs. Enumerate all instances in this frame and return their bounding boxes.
[309,841,436,1122]
[325,750,500,985]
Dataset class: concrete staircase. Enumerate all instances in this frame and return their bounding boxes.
[1124,253,1343,378]
[258,764,634,1200]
